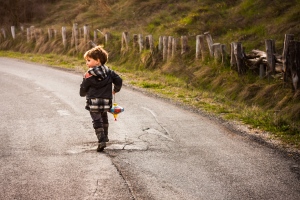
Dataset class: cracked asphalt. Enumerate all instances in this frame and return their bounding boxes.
[1,58,300,199]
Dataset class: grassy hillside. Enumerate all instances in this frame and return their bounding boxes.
[38,0,300,50]
[1,0,300,149]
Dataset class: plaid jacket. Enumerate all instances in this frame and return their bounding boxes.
[85,98,112,112]
[87,65,108,81]
[80,65,122,112]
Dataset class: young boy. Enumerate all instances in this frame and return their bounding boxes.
[80,45,122,152]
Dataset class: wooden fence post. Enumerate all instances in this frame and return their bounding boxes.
[54,29,57,39]
[83,24,89,42]
[232,42,245,75]
[72,23,79,50]
[30,26,36,41]
[48,28,52,40]
[158,36,163,52]
[181,35,188,54]
[167,36,173,60]
[265,39,276,75]
[163,36,168,61]
[172,37,178,58]
[1,28,6,39]
[48,28,53,40]
[221,44,226,64]
[26,28,30,42]
[204,32,213,56]
[11,26,15,39]
[79,27,82,41]
[288,41,295,89]
[259,64,266,79]
[104,31,109,42]
[104,33,109,45]
[145,35,153,52]
[30,26,33,40]
[149,35,153,52]
[93,30,97,43]
[132,34,138,50]
[230,42,236,67]
[212,43,221,61]
[282,34,294,83]
[288,41,300,90]
[212,43,226,63]
[62,26,67,48]
[34,28,42,42]
[196,35,201,60]
[199,34,208,60]
[295,41,300,90]
[145,36,150,49]
[121,32,129,51]
[196,32,214,60]
[138,34,143,53]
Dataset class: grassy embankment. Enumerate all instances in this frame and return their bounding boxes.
[1,0,300,149]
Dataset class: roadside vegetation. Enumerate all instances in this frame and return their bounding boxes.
[0,0,299,149]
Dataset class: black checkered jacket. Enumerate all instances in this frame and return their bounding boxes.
[79,65,122,112]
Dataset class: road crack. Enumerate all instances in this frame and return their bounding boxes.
[110,158,136,200]
[141,106,170,136]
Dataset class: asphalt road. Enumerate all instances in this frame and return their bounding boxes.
[0,58,300,200]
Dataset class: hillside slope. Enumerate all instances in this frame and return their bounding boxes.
[1,0,299,50]
[38,0,300,50]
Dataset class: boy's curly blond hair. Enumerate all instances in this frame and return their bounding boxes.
[84,45,108,65]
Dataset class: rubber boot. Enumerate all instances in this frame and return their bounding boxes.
[95,128,106,152]
[103,124,109,142]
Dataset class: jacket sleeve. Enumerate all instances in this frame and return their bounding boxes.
[111,71,123,93]
[79,78,89,97]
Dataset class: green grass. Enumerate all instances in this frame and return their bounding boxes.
[0,51,84,71]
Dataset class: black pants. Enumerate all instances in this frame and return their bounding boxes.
[90,112,108,129]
